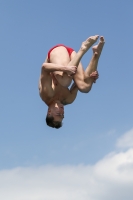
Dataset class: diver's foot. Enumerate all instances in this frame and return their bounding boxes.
[92,36,105,57]
[81,35,99,52]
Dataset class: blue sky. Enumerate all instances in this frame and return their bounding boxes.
[0,1,133,199]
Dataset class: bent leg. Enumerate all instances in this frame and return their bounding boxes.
[84,36,105,79]
[53,35,99,88]
[74,36,105,93]
[67,35,99,88]
[67,35,99,68]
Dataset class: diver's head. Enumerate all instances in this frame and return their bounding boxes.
[46,101,64,129]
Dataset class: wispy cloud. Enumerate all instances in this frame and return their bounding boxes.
[116,128,133,148]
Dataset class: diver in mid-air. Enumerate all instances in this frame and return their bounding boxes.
[39,35,105,128]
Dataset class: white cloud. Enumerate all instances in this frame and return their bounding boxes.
[116,128,133,148]
[1,129,133,200]
[0,149,133,200]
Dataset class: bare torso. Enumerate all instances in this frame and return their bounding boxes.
[39,77,71,106]
[39,46,78,106]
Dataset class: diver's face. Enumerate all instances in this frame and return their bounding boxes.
[48,103,64,122]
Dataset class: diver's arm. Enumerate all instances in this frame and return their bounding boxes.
[65,82,78,104]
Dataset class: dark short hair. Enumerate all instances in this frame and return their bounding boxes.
[46,115,62,129]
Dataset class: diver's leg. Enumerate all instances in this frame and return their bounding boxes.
[67,35,99,69]
[84,36,105,79]
[73,36,105,93]
[55,35,99,87]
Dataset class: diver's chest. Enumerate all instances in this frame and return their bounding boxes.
[53,85,69,99]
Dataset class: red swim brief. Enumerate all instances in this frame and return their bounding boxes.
[47,44,74,61]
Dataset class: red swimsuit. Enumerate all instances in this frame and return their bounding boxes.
[47,44,74,61]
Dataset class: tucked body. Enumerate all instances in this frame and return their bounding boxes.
[39,36,105,128]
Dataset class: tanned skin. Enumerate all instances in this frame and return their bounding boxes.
[39,36,105,125]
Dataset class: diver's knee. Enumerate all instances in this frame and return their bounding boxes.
[78,84,92,93]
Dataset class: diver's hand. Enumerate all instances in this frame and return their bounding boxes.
[65,66,77,76]
[90,71,99,83]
